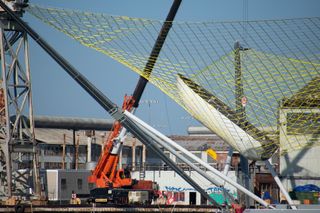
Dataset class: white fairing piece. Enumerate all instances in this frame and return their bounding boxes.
[176,76,264,160]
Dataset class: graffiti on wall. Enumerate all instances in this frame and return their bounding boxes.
[207,186,238,204]
[164,186,194,192]
[163,185,238,204]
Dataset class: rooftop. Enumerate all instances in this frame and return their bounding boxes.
[35,127,230,151]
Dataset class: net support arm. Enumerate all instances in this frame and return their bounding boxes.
[132,0,182,107]
[114,0,182,156]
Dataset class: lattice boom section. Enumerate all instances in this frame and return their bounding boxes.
[28,4,320,160]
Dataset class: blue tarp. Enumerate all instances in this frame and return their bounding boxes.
[293,184,320,192]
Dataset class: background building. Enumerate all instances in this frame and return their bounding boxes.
[11,116,284,205]
[25,121,243,205]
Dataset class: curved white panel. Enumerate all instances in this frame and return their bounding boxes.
[176,75,276,160]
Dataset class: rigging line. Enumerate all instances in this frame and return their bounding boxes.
[163,93,173,135]
[242,0,248,45]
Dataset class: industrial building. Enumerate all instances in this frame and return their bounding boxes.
[6,118,242,205]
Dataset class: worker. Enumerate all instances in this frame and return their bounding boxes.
[71,190,77,200]
[70,190,81,205]
[262,191,272,204]
[280,193,288,204]
[120,171,125,179]
[231,199,246,213]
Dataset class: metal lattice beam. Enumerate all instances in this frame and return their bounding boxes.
[0,22,40,198]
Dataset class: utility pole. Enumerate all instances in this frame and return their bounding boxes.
[75,134,79,170]
[62,134,66,169]
[0,0,41,199]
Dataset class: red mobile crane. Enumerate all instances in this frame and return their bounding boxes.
[88,95,135,189]
[87,95,159,204]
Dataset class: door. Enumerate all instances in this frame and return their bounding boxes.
[189,192,196,205]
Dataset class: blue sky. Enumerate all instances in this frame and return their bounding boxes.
[24,0,320,135]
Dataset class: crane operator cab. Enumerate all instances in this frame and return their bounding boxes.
[119,168,131,179]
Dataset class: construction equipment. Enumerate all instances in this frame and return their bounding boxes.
[88,95,135,189]
[87,95,160,203]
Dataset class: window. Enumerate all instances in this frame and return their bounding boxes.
[77,179,83,190]
[122,146,132,165]
[174,192,185,202]
[135,146,142,164]
[61,178,67,190]
[146,149,162,165]
[207,154,215,164]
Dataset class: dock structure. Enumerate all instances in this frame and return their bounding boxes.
[0,205,220,213]
[1,204,320,212]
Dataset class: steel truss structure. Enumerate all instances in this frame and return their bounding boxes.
[0,14,40,198]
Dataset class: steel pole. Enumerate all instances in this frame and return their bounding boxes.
[114,0,182,158]
[24,31,41,197]
[0,28,12,197]
[265,160,296,209]
[234,41,250,207]
[223,147,233,176]
[132,0,182,107]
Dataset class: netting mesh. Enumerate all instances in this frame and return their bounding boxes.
[28,5,320,160]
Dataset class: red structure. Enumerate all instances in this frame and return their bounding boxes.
[88,95,157,192]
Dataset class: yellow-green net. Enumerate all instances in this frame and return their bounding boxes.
[27,5,320,160]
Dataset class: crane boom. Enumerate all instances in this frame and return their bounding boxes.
[132,0,182,107]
